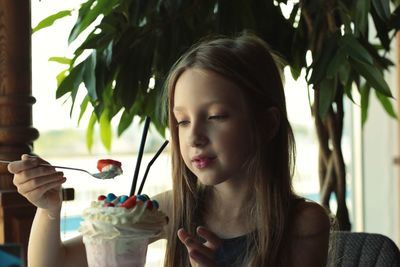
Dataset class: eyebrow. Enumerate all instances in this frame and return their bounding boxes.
[172,106,186,113]
[173,101,229,113]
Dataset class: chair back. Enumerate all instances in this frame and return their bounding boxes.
[328,231,400,267]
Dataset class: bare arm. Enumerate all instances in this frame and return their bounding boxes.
[290,201,331,267]
[28,209,87,267]
[8,154,87,267]
[150,190,173,242]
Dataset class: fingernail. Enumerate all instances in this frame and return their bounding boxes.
[27,156,38,162]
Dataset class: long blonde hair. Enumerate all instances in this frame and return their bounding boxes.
[164,32,298,266]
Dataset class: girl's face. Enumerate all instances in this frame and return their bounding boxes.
[173,68,252,186]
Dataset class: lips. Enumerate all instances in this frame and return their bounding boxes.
[191,155,216,169]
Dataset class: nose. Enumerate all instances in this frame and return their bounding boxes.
[187,121,208,147]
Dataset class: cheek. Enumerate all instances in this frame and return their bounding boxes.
[178,132,191,163]
[217,127,251,158]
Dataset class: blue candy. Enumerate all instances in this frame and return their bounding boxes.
[119,195,129,203]
[106,193,117,202]
[137,194,150,202]
[152,200,159,209]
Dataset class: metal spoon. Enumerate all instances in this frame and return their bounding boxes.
[0,160,120,179]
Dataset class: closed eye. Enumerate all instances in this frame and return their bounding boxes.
[208,115,228,120]
[177,120,190,127]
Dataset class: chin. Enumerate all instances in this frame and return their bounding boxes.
[196,176,227,186]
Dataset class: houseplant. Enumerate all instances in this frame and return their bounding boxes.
[34,0,400,230]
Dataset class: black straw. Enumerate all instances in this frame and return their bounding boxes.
[137,140,169,195]
[130,116,151,196]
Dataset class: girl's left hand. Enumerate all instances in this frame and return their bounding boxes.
[177,226,221,267]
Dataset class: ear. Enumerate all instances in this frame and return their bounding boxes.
[266,107,280,140]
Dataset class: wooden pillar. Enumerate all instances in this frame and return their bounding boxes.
[0,0,39,264]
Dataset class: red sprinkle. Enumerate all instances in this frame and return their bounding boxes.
[104,202,115,207]
[120,195,137,209]
[145,200,153,210]
[98,195,106,201]
[97,159,122,172]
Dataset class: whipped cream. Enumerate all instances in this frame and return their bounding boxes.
[79,194,168,240]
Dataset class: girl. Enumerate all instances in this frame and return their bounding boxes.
[9,33,330,267]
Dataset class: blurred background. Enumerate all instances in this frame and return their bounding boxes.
[3,0,396,266]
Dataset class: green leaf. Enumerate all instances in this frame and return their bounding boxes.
[372,0,391,21]
[359,38,394,70]
[86,112,97,152]
[338,61,351,86]
[350,59,392,97]
[388,5,400,30]
[68,0,119,43]
[339,35,373,65]
[83,52,97,101]
[32,10,72,33]
[101,81,113,107]
[375,91,397,118]
[78,95,90,126]
[318,78,337,119]
[288,3,300,25]
[117,109,134,136]
[360,83,371,126]
[290,66,302,81]
[99,109,112,151]
[354,0,371,34]
[115,64,139,109]
[344,80,355,104]
[336,1,352,34]
[79,30,114,51]
[49,57,72,65]
[309,35,338,84]
[326,48,346,78]
[56,69,69,87]
[56,62,85,98]
[370,4,391,50]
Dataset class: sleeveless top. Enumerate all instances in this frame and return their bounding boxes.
[214,197,305,266]
[215,234,252,267]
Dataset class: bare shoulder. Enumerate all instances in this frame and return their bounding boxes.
[152,190,173,239]
[290,201,331,266]
[152,190,173,216]
[292,200,331,238]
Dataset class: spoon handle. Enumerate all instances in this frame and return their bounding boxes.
[0,160,91,175]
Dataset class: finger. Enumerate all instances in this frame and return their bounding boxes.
[177,228,191,242]
[13,165,59,185]
[8,155,41,174]
[17,172,64,195]
[177,228,215,260]
[25,155,51,166]
[196,226,221,250]
[25,178,66,202]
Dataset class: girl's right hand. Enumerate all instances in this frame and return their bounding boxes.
[8,154,66,215]
[177,226,221,267]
